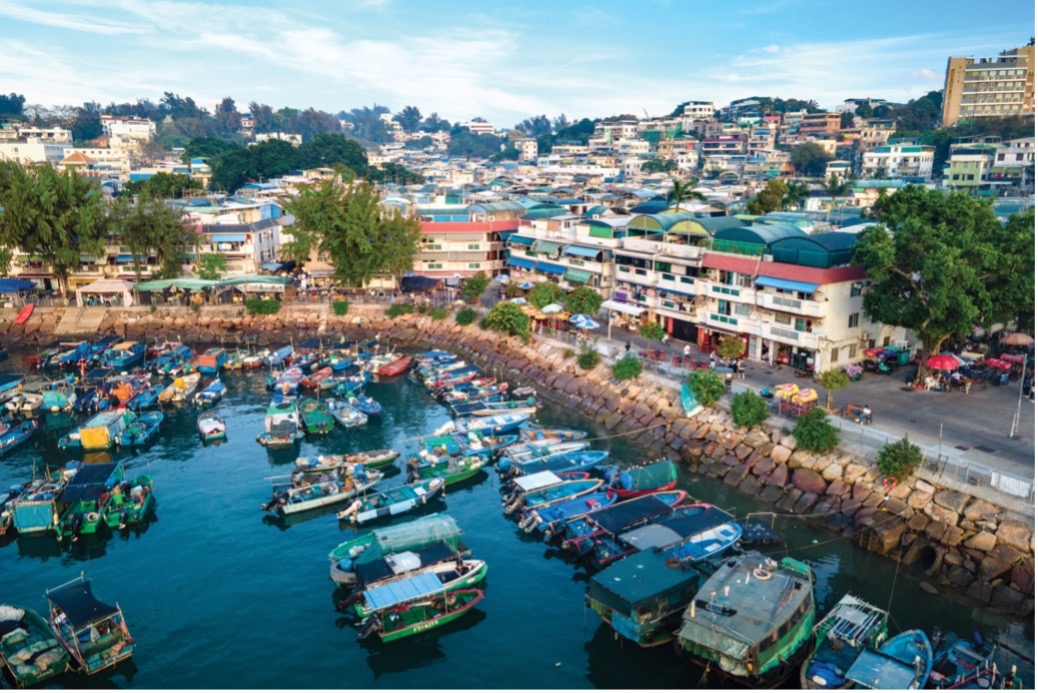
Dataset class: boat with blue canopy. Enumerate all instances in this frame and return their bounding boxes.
[845,629,933,690]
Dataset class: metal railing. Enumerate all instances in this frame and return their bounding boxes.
[923,455,1035,501]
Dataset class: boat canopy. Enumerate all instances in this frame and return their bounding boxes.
[363,572,446,611]
[47,580,120,630]
[356,544,457,586]
[369,514,462,554]
[583,495,674,535]
[621,505,733,550]
[513,471,563,492]
[587,551,700,613]
[845,650,919,689]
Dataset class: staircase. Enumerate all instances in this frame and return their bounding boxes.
[54,306,108,336]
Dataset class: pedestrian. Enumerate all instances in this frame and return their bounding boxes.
[737,360,745,379]
[624,341,631,355]
[709,351,716,369]
[683,343,691,359]
[661,332,669,346]
[725,371,733,393]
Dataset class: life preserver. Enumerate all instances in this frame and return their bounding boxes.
[882,476,897,490]
[753,568,772,580]
[665,557,682,569]
[86,512,100,523]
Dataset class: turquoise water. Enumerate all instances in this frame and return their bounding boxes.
[0,361,1032,689]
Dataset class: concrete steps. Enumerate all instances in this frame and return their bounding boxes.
[54,306,108,335]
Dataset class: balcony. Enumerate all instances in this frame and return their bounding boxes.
[755,291,826,318]
[698,279,746,300]
[622,236,705,262]
[766,323,820,350]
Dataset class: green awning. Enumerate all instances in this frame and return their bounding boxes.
[564,268,592,284]
[532,240,562,255]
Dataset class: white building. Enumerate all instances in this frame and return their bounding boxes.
[860,143,935,179]
[0,125,72,166]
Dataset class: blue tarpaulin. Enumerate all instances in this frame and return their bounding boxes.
[0,278,35,293]
[210,234,247,243]
[754,276,819,294]
[535,262,566,275]
[506,257,535,270]
[563,245,601,258]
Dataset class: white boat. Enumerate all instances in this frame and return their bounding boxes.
[263,467,383,516]
[158,373,201,403]
[327,398,368,428]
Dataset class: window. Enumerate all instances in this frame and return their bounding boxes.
[848,312,860,328]
[718,299,732,316]
[774,313,791,325]
[467,243,481,250]
[427,263,442,269]
[848,344,857,359]
[850,282,863,297]
[831,348,839,364]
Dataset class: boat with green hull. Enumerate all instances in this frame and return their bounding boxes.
[55,463,124,542]
[0,605,70,687]
[406,455,485,487]
[300,398,335,435]
[674,553,816,687]
[801,594,890,689]
[337,478,446,526]
[347,558,488,619]
[296,449,399,473]
[46,576,133,676]
[357,588,484,643]
[102,474,155,530]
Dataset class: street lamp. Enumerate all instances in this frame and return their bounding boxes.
[1009,353,1028,440]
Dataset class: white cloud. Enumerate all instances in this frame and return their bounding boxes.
[911,68,941,81]
[761,44,782,53]
[0,0,147,35]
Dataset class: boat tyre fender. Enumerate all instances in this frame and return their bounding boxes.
[86,512,100,523]
[665,557,682,569]
[753,567,772,580]
[881,476,897,490]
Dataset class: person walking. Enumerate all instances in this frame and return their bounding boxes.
[725,371,733,393]
[683,343,691,360]
[624,341,631,355]
[737,360,745,380]
[709,351,716,369]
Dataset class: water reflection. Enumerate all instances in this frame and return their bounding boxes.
[583,621,687,689]
[360,609,488,679]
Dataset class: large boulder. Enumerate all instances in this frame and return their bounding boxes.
[907,489,932,509]
[923,502,959,527]
[788,450,813,469]
[770,445,792,465]
[1010,559,1035,594]
[742,428,771,450]
[843,462,869,485]
[978,555,1013,582]
[995,519,1032,553]
[826,479,851,498]
[933,489,970,515]
[792,468,827,495]
[763,464,789,488]
[963,500,1002,523]
[940,525,965,548]
[857,512,904,556]
[821,463,843,482]
[989,584,1027,612]
[964,531,998,552]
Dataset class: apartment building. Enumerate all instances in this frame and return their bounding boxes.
[0,125,72,166]
[414,201,519,278]
[860,143,935,179]
[798,112,842,136]
[681,101,716,120]
[942,141,1000,192]
[942,45,1036,126]
[507,211,626,291]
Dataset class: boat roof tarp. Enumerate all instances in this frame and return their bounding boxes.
[354,543,457,586]
[67,462,119,489]
[588,550,700,612]
[400,276,443,293]
[845,650,919,689]
[587,495,675,535]
[363,571,446,611]
[47,580,120,630]
[620,505,733,550]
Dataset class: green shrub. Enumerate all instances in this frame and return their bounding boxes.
[528,281,565,309]
[415,304,429,314]
[875,435,923,482]
[715,335,746,361]
[730,390,770,428]
[818,369,851,410]
[792,407,840,454]
[332,299,349,316]
[429,307,449,321]
[565,286,603,315]
[612,354,642,381]
[455,307,477,326]
[460,272,490,303]
[638,322,666,341]
[687,370,726,408]
[386,303,413,319]
[244,297,281,316]
[482,302,530,341]
[578,350,600,370]
[562,347,576,359]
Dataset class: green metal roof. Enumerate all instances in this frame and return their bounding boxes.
[769,233,857,268]
[714,223,806,247]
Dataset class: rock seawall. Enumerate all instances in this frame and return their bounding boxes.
[6,304,1034,615]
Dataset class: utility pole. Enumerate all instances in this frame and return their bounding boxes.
[1009,353,1028,439]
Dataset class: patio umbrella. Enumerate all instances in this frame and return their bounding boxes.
[509,297,527,305]
[939,352,966,367]
[542,303,564,314]
[570,314,600,330]
[924,354,961,371]
[1002,333,1035,346]
[518,282,535,290]
[986,358,1012,369]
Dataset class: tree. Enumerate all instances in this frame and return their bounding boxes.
[0,93,25,119]
[746,179,788,215]
[823,173,852,215]
[687,370,726,408]
[840,112,855,129]
[420,112,451,132]
[515,115,552,138]
[638,322,666,341]
[855,103,874,119]
[196,253,227,280]
[641,158,677,174]
[393,106,422,133]
[818,369,850,411]
[854,186,1034,383]
[460,272,490,303]
[730,391,769,428]
[792,408,840,453]
[782,181,810,211]
[109,196,196,280]
[281,172,421,288]
[122,172,203,200]
[482,301,530,341]
[665,177,706,210]
[0,162,107,297]
[789,142,832,177]
[715,336,745,362]
[71,101,103,141]
[875,435,923,482]
[528,281,564,309]
[565,286,603,316]
[612,355,643,381]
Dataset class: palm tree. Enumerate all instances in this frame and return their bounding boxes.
[665,177,707,211]
[782,181,810,211]
[823,173,852,223]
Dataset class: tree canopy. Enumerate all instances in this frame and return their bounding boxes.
[747,179,788,215]
[789,142,832,177]
[122,172,203,200]
[281,173,422,288]
[854,186,1035,381]
[108,196,196,280]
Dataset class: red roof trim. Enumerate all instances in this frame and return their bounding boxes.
[420,220,519,233]
[702,253,867,285]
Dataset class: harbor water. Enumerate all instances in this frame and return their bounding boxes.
[0,360,1033,689]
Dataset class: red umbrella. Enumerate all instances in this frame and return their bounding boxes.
[986,358,1012,369]
[924,354,961,371]
[1001,332,1034,346]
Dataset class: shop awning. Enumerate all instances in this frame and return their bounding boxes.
[532,240,562,255]
[508,235,535,247]
[564,269,592,284]
[210,234,247,243]
[507,256,535,270]
[535,261,566,275]
[755,276,819,294]
[602,299,645,316]
[564,245,601,259]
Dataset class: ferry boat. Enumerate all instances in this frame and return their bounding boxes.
[674,553,816,686]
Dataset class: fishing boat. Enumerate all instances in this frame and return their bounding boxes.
[262,466,383,517]
[192,379,226,408]
[301,366,333,390]
[801,594,890,689]
[299,398,335,435]
[556,491,688,551]
[196,347,228,376]
[377,354,413,378]
[101,475,155,530]
[518,488,618,535]
[264,345,293,368]
[223,349,250,370]
[296,449,399,473]
[845,629,933,690]
[328,513,466,586]
[349,395,382,417]
[46,576,133,675]
[327,399,368,428]
[125,383,164,411]
[503,425,588,449]
[498,440,590,468]
[337,478,446,525]
[272,367,303,398]
[928,631,1021,690]
[357,588,484,643]
[99,341,145,370]
[158,373,201,404]
[0,605,70,687]
[9,464,81,534]
[0,374,25,400]
[241,349,269,369]
[197,412,227,443]
[55,463,123,541]
[258,398,302,445]
[604,459,679,499]
[503,477,604,516]
[4,392,43,417]
[0,420,37,455]
[108,374,150,408]
[453,396,538,418]
[150,344,195,376]
[499,448,608,478]
[59,409,136,451]
[406,455,486,487]
[54,340,92,368]
[0,483,23,536]
[116,411,163,448]
[345,557,487,619]
[326,352,356,373]
[41,384,77,413]
[433,412,531,437]
[674,553,816,686]
[421,432,518,461]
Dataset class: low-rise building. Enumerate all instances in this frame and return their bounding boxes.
[861,143,934,179]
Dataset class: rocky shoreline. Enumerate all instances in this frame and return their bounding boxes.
[5,303,1034,616]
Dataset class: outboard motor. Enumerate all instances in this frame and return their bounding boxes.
[119,510,129,530]
[357,613,382,640]
[71,513,84,542]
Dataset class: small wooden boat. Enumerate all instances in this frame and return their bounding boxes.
[0,604,70,686]
[327,399,367,428]
[346,558,487,619]
[928,631,1021,689]
[421,432,518,461]
[46,576,133,675]
[433,413,531,437]
[337,478,446,525]
[42,385,77,413]
[263,467,383,517]
[453,396,538,418]
[149,344,194,375]
[504,478,604,516]
[257,399,301,448]
[223,349,250,370]
[557,491,688,551]
[499,440,590,467]
[605,459,679,499]
[301,366,333,390]
[8,464,81,535]
[197,412,227,442]
[406,455,485,487]
[357,588,484,643]
[295,449,399,472]
[264,345,293,367]
[126,383,164,411]
[845,629,933,690]
[158,373,201,404]
[103,475,156,529]
[300,398,335,435]
[192,379,226,408]
[116,412,163,448]
[14,303,34,325]
[0,419,37,455]
[55,463,123,541]
[4,392,43,416]
[273,367,303,398]
[100,341,146,370]
[59,409,135,451]
[801,594,890,689]
[349,395,382,417]
[241,350,268,369]
[519,489,618,535]
[377,354,413,378]
[500,449,608,478]
[196,347,228,376]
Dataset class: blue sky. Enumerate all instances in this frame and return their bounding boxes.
[1,0,1033,128]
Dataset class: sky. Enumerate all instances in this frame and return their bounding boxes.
[0,0,1034,129]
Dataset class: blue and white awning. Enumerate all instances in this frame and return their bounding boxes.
[754,276,818,294]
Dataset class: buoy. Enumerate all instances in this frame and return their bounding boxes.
[881,476,897,490]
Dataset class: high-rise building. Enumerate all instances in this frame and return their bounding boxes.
[942,44,1035,126]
